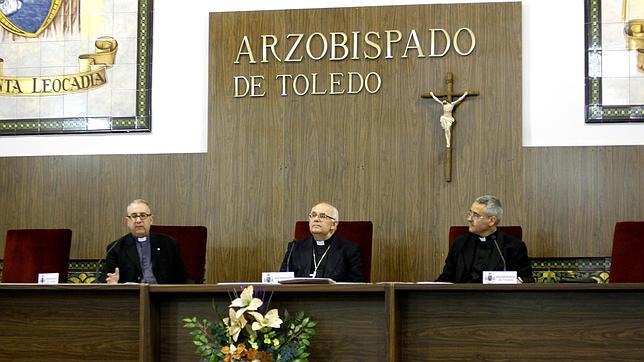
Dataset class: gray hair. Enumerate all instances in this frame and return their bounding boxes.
[127,199,151,213]
[474,195,503,223]
[329,204,339,221]
[315,202,339,221]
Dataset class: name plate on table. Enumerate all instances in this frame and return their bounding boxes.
[483,271,518,284]
[261,272,294,284]
[38,273,60,284]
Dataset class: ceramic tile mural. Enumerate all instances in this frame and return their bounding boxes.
[586,0,644,123]
[0,0,152,135]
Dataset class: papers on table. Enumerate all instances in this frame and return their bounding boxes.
[278,277,336,284]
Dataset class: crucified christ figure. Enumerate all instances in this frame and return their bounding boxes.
[429,91,468,148]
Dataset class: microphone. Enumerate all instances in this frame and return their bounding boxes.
[283,240,295,273]
[94,238,121,283]
[491,236,507,271]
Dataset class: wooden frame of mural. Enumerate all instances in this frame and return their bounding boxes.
[585,0,644,123]
[0,0,153,135]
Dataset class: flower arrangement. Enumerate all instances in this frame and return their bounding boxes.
[182,286,316,362]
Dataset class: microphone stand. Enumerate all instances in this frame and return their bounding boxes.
[284,240,295,273]
[93,239,120,283]
[492,237,507,271]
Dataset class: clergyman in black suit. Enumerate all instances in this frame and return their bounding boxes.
[436,195,534,283]
[100,199,189,284]
[280,202,363,282]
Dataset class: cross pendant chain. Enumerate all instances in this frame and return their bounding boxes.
[310,244,332,278]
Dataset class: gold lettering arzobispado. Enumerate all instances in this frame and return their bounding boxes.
[234,28,476,64]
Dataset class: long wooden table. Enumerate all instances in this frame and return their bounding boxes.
[2,283,644,361]
[0,284,148,361]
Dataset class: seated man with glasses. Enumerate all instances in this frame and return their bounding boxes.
[99,199,189,284]
[280,202,364,282]
[436,195,534,283]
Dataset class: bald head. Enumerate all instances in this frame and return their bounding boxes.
[308,202,339,240]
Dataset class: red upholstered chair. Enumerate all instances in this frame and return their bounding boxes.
[610,221,644,283]
[448,226,523,249]
[2,229,72,283]
[294,221,373,282]
[150,225,207,284]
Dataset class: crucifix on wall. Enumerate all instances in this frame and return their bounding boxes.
[421,72,478,182]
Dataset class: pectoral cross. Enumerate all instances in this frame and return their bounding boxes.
[421,72,478,182]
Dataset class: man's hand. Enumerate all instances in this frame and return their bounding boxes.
[106,267,120,284]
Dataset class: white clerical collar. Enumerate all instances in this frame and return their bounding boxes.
[479,232,498,242]
[137,236,148,242]
[314,239,326,246]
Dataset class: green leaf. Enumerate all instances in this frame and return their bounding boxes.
[199,335,209,344]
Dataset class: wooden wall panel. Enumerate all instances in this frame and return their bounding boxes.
[524,146,644,257]
[1,3,642,284]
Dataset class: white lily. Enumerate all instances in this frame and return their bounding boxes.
[249,309,283,331]
[230,285,263,318]
[226,307,247,341]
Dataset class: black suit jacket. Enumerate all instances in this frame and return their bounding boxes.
[100,233,190,284]
[280,234,364,282]
[436,229,534,283]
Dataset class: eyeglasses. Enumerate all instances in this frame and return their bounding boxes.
[127,213,151,220]
[308,212,336,221]
[466,210,489,220]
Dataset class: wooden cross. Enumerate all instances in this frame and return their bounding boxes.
[421,72,478,182]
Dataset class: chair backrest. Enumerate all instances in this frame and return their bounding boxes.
[294,221,373,282]
[448,226,523,248]
[610,221,644,283]
[2,229,72,283]
[150,225,208,284]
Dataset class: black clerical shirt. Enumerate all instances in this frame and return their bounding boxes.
[310,239,332,277]
[468,234,496,283]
